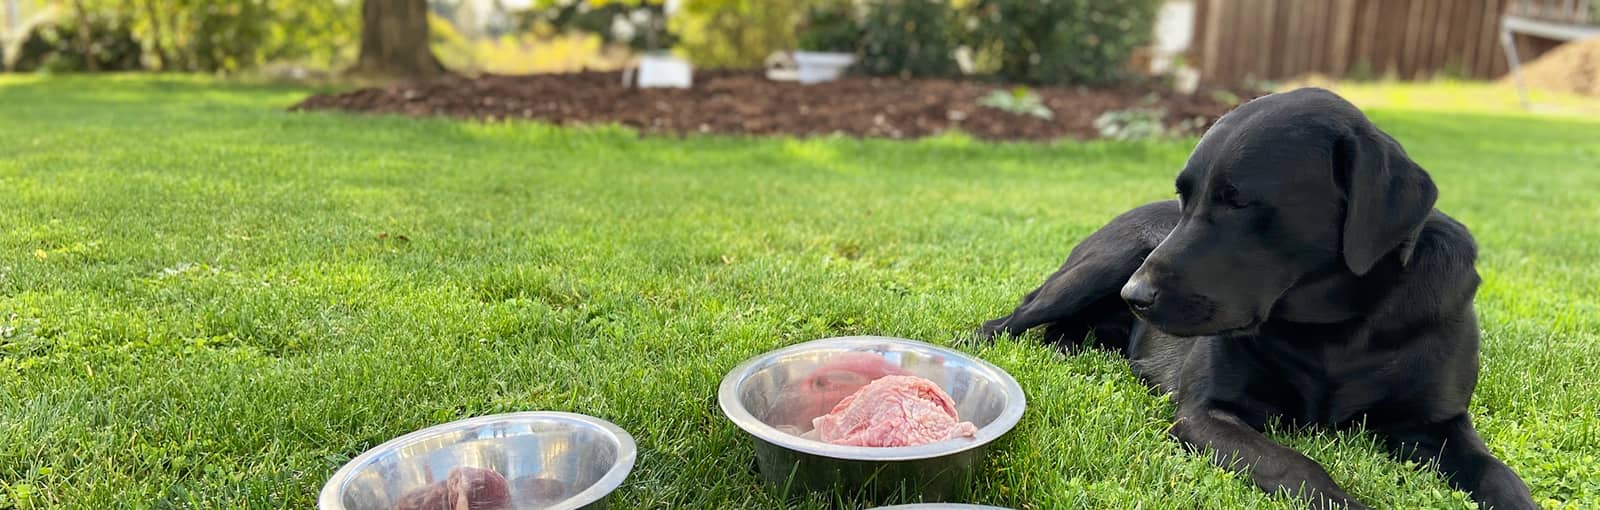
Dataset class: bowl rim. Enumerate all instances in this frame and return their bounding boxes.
[866,505,1014,510]
[317,411,637,510]
[717,336,1026,462]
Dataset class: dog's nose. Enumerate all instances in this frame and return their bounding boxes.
[1121,279,1158,312]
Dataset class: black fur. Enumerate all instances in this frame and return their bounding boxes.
[980,88,1534,510]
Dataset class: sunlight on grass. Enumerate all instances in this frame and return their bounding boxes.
[1283,77,1600,119]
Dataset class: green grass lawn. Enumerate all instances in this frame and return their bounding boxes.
[1,76,1597,509]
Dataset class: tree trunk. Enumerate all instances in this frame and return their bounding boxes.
[71,0,96,72]
[142,0,169,70]
[353,0,446,79]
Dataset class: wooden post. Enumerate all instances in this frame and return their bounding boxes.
[1202,0,1226,81]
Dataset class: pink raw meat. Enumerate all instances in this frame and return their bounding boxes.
[393,467,510,510]
[811,375,978,447]
[772,352,907,431]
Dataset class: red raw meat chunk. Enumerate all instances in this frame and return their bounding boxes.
[394,482,450,510]
[811,375,978,447]
[772,351,907,431]
[394,467,511,510]
[517,476,567,504]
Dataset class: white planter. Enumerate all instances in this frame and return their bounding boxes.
[792,51,856,84]
[632,54,693,89]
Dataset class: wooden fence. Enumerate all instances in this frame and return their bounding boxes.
[1191,0,1513,84]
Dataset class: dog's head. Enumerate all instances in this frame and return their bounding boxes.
[1120,88,1437,336]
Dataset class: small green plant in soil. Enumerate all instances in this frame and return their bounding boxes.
[978,86,1053,120]
[1094,107,1168,140]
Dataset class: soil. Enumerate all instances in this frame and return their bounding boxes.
[291,71,1261,141]
[1506,36,1600,97]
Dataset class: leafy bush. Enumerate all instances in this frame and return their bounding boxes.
[22,0,358,73]
[258,0,362,67]
[796,3,859,52]
[855,0,959,78]
[964,0,1160,85]
[518,0,676,52]
[672,0,812,68]
[184,0,273,72]
[11,14,144,72]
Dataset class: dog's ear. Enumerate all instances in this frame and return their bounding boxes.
[1336,127,1438,275]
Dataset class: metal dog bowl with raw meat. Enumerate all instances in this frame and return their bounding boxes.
[318,412,635,510]
[718,336,1026,499]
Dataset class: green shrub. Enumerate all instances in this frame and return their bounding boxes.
[796,2,859,52]
[258,0,361,67]
[185,0,272,72]
[964,0,1160,85]
[672,0,812,68]
[855,0,959,78]
[12,14,144,72]
[22,0,358,73]
[518,0,676,52]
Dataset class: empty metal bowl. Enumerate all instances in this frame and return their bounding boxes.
[319,412,636,510]
[718,336,1026,501]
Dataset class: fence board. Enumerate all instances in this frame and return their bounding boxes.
[1458,0,1482,74]
[1484,0,1497,76]
[1275,0,1298,77]
[1402,0,1425,78]
[1434,0,1457,74]
[1192,0,1513,83]
[1257,0,1278,78]
[1354,0,1380,73]
[1310,0,1332,72]
[1480,0,1502,77]
[1330,0,1357,75]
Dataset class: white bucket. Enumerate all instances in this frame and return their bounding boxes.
[634,55,693,88]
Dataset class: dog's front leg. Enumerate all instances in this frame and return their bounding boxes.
[1382,414,1536,510]
[978,203,1170,341]
[1172,408,1367,510]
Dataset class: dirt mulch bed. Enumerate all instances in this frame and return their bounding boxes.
[1504,36,1600,97]
[291,71,1259,141]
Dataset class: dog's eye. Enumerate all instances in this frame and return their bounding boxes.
[1217,185,1249,208]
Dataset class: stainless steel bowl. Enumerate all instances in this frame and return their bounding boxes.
[718,336,1026,501]
[319,412,636,510]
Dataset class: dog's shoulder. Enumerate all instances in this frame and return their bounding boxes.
[1409,211,1480,290]
[1104,200,1182,247]
[1380,210,1481,326]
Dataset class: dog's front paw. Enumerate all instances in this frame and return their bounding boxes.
[1310,493,1369,510]
[973,318,1011,342]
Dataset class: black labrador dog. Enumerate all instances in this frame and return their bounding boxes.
[979,88,1534,510]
